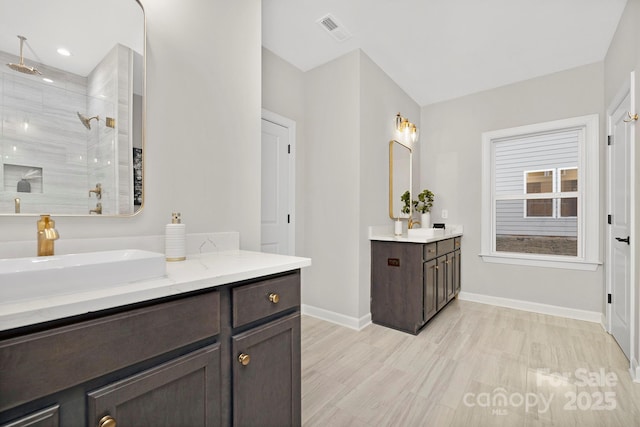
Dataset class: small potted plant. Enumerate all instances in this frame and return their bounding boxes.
[400,190,412,216]
[414,189,434,228]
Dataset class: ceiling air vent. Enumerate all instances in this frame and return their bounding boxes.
[316,14,352,42]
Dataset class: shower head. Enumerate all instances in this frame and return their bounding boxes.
[77,112,100,130]
[6,36,42,75]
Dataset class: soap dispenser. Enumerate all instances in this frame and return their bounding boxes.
[165,212,186,261]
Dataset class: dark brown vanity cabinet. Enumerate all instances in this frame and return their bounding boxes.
[87,344,222,427]
[371,237,461,334]
[232,314,300,427]
[0,270,302,427]
[231,273,301,427]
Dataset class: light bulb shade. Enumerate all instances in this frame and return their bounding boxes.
[393,113,419,144]
[410,124,419,143]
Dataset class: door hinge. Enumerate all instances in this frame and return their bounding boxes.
[607,135,612,146]
[287,214,290,224]
[288,144,291,154]
[608,214,612,225]
[608,293,612,304]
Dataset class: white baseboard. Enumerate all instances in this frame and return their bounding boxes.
[458,291,602,323]
[301,304,371,331]
[600,313,608,332]
[631,358,640,383]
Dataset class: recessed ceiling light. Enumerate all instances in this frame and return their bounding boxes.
[57,48,71,56]
[42,77,53,83]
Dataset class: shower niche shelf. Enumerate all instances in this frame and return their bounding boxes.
[3,164,43,193]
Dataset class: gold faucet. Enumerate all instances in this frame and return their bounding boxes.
[14,198,20,214]
[408,217,421,229]
[37,214,59,256]
[90,202,103,215]
[89,183,102,199]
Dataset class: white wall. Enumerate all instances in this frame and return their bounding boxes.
[420,62,605,313]
[604,0,640,375]
[0,0,262,251]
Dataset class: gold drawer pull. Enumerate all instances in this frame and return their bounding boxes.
[99,415,117,427]
[268,293,280,304]
[238,353,251,366]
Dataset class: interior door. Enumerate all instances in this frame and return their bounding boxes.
[608,85,633,360]
[261,119,290,255]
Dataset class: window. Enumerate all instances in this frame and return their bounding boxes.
[523,168,578,218]
[524,169,554,218]
[481,115,600,270]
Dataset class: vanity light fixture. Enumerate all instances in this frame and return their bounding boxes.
[395,113,419,144]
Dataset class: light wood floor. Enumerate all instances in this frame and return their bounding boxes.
[301,299,640,426]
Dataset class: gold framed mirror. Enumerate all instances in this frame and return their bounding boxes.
[389,139,412,220]
[0,0,145,216]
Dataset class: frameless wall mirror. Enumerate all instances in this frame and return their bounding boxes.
[0,0,145,216]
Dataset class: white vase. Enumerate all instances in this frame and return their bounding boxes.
[421,212,431,229]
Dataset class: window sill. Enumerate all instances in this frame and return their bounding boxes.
[479,253,601,271]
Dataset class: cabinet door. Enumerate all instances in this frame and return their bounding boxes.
[1,406,59,427]
[446,253,455,302]
[423,259,437,322]
[232,313,301,427]
[453,249,461,294]
[87,344,221,427]
[371,241,424,333]
[436,255,447,310]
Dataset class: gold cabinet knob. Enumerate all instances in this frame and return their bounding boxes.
[238,353,251,366]
[99,415,117,427]
[268,293,280,304]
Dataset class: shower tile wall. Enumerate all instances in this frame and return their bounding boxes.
[0,50,88,214]
[0,46,132,215]
[87,46,118,216]
[117,45,134,214]
[87,44,134,215]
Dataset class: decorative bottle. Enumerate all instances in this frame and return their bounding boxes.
[165,212,186,261]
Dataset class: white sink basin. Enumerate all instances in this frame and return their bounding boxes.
[0,250,166,303]
[407,228,445,239]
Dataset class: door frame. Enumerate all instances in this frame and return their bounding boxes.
[605,71,636,372]
[261,109,296,255]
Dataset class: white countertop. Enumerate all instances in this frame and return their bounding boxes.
[0,250,311,332]
[369,224,463,244]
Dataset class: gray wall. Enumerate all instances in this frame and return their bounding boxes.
[0,0,262,250]
[263,48,419,322]
[420,62,605,312]
[261,47,306,258]
[604,0,640,373]
[358,52,421,317]
[303,51,362,319]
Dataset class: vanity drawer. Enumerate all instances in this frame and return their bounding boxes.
[437,238,455,256]
[424,243,437,260]
[454,237,461,250]
[0,291,220,412]
[232,272,300,328]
